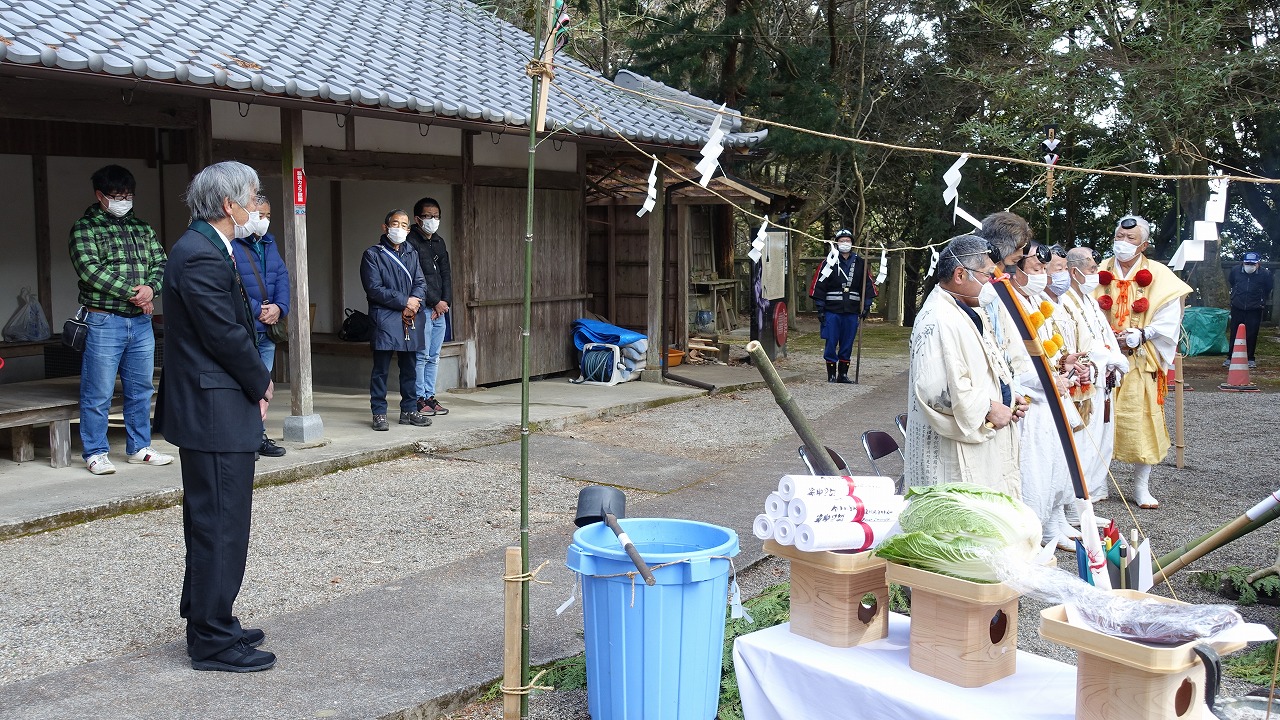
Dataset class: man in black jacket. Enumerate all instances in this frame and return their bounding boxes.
[810,229,876,383]
[406,197,451,416]
[155,161,275,672]
[1227,251,1274,369]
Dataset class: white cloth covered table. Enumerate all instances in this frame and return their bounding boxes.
[733,614,1077,720]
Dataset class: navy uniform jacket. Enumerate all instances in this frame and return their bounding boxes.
[811,253,876,315]
[155,221,271,452]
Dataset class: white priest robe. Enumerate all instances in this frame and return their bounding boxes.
[1060,287,1129,498]
[905,287,1020,497]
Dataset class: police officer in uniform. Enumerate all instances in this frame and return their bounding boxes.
[811,229,876,383]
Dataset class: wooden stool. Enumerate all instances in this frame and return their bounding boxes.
[765,540,888,648]
[886,563,1020,687]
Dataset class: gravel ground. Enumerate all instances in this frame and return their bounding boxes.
[3,324,1277,716]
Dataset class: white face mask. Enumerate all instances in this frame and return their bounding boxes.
[977,281,999,308]
[1048,270,1071,297]
[836,242,853,253]
[1243,264,1257,274]
[1021,272,1048,296]
[1113,240,1139,262]
[1078,273,1100,294]
[105,198,133,217]
[387,227,409,245]
[251,215,270,237]
[421,217,440,235]
[233,207,254,239]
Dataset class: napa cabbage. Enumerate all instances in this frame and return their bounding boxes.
[874,482,1042,583]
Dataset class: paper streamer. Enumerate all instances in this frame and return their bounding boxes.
[748,217,769,264]
[1168,242,1188,271]
[795,520,895,552]
[773,518,796,546]
[942,154,968,205]
[753,514,775,540]
[1205,177,1229,224]
[875,244,888,285]
[787,494,905,526]
[817,245,839,281]
[764,492,788,519]
[636,159,658,217]
[694,104,727,187]
[924,248,940,279]
[954,204,983,230]
[777,475,897,502]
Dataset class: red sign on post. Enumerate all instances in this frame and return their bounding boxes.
[293,168,307,205]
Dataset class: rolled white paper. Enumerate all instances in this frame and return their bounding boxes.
[795,520,895,553]
[753,514,775,540]
[773,518,796,546]
[764,492,787,519]
[787,494,905,526]
[777,475,897,502]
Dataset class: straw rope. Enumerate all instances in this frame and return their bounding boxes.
[499,669,555,696]
[503,558,552,585]
[577,554,740,608]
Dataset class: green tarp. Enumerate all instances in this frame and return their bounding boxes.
[1182,306,1230,356]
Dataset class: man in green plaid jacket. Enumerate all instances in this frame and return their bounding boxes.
[68,164,173,475]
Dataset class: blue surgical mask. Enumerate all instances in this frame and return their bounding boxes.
[1048,270,1071,297]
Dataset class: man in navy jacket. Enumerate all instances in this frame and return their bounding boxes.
[1227,251,1274,369]
[155,161,276,672]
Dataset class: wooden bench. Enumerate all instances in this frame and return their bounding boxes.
[0,377,121,468]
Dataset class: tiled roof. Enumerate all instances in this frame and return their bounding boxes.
[0,0,764,149]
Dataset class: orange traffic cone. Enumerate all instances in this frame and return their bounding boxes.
[1219,324,1259,392]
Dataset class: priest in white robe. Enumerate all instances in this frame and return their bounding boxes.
[905,235,1027,496]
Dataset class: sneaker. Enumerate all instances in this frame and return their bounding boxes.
[423,395,449,416]
[127,447,174,466]
[372,414,389,431]
[399,410,431,427]
[1248,360,1257,369]
[87,453,116,475]
[416,396,431,415]
[258,436,286,458]
[1223,358,1231,367]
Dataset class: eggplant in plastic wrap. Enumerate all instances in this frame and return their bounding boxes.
[1074,596,1242,645]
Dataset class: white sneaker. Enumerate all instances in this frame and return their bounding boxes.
[87,453,116,475]
[127,447,174,466]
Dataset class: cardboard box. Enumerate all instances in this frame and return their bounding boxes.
[764,539,889,648]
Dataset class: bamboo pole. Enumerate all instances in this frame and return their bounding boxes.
[745,340,838,476]
[1174,351,1185,469]
[519,4,550,716]
[503,546,522,720]
[1154,490,1280,583]
[1156,501,1280,573]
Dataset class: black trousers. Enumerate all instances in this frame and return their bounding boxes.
[179,448,256,660]
[370,349,417,415]
[1228,307,1263,360]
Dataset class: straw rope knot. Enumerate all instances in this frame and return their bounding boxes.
[499,669,555,696]
[578,555,739,608]
[503,558,552,586]
[524,60,554,80]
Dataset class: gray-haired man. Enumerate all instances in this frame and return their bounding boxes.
[155,161,276,672]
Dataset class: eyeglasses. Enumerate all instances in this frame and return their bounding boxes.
[103,192,134,201]
[417,213,441,221]
[1119,217,1139,230]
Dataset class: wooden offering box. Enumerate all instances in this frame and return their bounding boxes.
[763,539,888,648]
[885,562,1020,688]
[1040,590,1246,720]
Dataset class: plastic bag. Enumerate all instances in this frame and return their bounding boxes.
[992,555,1241,644]
[2,287,52,342]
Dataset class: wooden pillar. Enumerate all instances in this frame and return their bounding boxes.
[643,168,665,379]
[186,100,212,178]
[886,250,905,326]
[676,203,690,348]
[786,223,798,326]
[32,155,53,327]
[606,200,617,322]
[280,108,323,440]
[456,130,477,388]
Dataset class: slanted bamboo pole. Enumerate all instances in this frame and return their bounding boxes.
[1155,490,1280,583]
[746,340,838,476]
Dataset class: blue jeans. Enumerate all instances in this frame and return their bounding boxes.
[822,312,859,363]
[415,313,447,399]
[255,332,275,433]
[371,350,418,415]
[80,312,156,459]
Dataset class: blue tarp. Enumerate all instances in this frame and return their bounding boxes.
[572,318,647,351]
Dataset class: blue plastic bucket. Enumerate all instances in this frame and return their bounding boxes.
[566,518,740,720]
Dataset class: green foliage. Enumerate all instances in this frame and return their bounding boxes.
[477,655,589,702]
[1223,640,1280,685]
[1193,566,1280,606]
[718,582,792,720]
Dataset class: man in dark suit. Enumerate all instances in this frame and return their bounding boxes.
[155,161,276,672]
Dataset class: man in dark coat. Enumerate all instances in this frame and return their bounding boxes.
[155,161,276,672]
[360,210,429,431]
[1227,251,1273,369]
[810,228,877,383]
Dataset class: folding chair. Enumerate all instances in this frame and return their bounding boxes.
[797,445,851,476]
[862,430,906,493]
[895,413,908,437]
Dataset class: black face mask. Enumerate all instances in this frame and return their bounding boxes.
[1004,263,1018,274]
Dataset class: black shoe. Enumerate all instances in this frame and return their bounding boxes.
[399,410,432,427]
[424,395,448,416]
[836,361,854,383]
[243,628,265,648]
[826,362,837,383]
[372,414,389,431]
[259,436,286,458]
[191,639,276,672]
